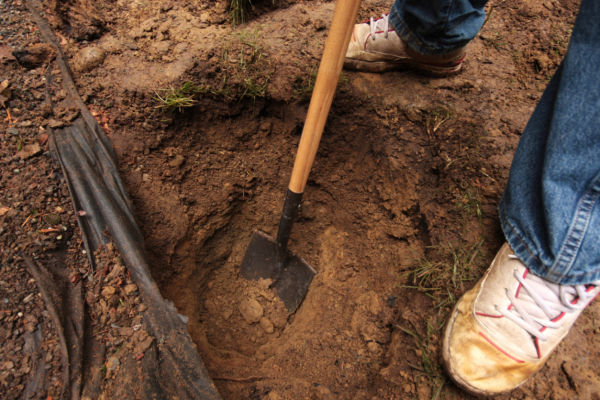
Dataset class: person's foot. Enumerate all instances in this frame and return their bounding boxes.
[344,14,467,76]
[442,243,600,397]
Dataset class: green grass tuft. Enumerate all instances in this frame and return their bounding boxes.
[398,240,487,312]
[230,0,250,28]
[154,82,207,113]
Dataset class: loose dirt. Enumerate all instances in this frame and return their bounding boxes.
[2,0,600,398]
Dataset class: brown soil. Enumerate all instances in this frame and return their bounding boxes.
[3,0,600,398]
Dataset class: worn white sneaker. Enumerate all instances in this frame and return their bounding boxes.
[344,14,467,75]
[442,243,600,396]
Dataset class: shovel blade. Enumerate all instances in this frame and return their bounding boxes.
[240,231,317,312]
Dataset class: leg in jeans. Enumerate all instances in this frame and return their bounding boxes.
[389,0,489,55]
[442,0,600,396]
[499,0,600,285]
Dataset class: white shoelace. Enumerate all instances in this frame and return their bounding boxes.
[369,14,390,40]
[495,254,599,341]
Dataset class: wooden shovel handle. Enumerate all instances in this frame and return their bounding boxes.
[288,0,362,194]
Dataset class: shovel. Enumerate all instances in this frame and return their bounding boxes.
[240,0,362,312]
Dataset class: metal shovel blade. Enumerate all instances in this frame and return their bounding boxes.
[240,230,317,313]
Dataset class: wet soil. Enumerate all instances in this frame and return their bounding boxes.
[3,0,600,398]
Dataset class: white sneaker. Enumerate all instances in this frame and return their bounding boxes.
[344,14,467,75]
[442,243,600,396]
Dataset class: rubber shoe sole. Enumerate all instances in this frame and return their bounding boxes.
[343,58,464,76]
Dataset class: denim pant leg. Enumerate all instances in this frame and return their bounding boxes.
[499,0,600,286]
[388,0,489,55]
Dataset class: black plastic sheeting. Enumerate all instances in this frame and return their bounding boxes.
[23,0,222,398]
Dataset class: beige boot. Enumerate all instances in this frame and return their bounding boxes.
[344,14,467,75]
[442,243,600,396]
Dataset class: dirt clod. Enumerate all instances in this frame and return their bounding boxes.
[169,155,185,168]
[12,43,57,68]
[17,143,42,160]
[73,46,106,72]
[124,284,138,295]
[259,317,274,334]
[239,299,263,324]
[101,286,116,299]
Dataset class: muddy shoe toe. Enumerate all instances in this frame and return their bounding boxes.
[442,243,600,396]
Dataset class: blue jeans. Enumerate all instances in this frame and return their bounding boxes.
[389,0,489,55]
[500,0,600,286]
[390,0,600,285]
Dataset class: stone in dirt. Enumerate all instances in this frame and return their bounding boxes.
[169,155,185,168]
[12,43,57,69]
[124,284,138,296]
[73,46,106,73]
[239,299,263,324]
[17,143,42,160]
[22,293,35,303]
[101,286,116,299]
[259,317,274,334]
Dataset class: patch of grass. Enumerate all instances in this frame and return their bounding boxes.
[453,185,483,225]
[154,82,207,113]
[511,50,522,65]
[293,64,349,101]
[293,65,317,101]
[398,323,446,399]
[229,0,250,28]
[241,77,268,102]
[481,6,495,28]
[398,239,487,310]
[212,26,272,101]
[424,106,455,136]
[396,240,488,397]
[485,33,507,50]
[234,28,265,63]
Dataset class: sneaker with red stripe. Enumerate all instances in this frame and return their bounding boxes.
[344,14,467,76]
[441,243,600,396]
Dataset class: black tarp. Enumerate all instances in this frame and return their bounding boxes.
[22,0,222,398]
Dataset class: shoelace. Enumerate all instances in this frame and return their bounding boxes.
[369,14,390,40]
[495,254,600,341]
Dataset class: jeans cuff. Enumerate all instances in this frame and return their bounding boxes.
[388,8,469,56]
[499,198,600,286]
